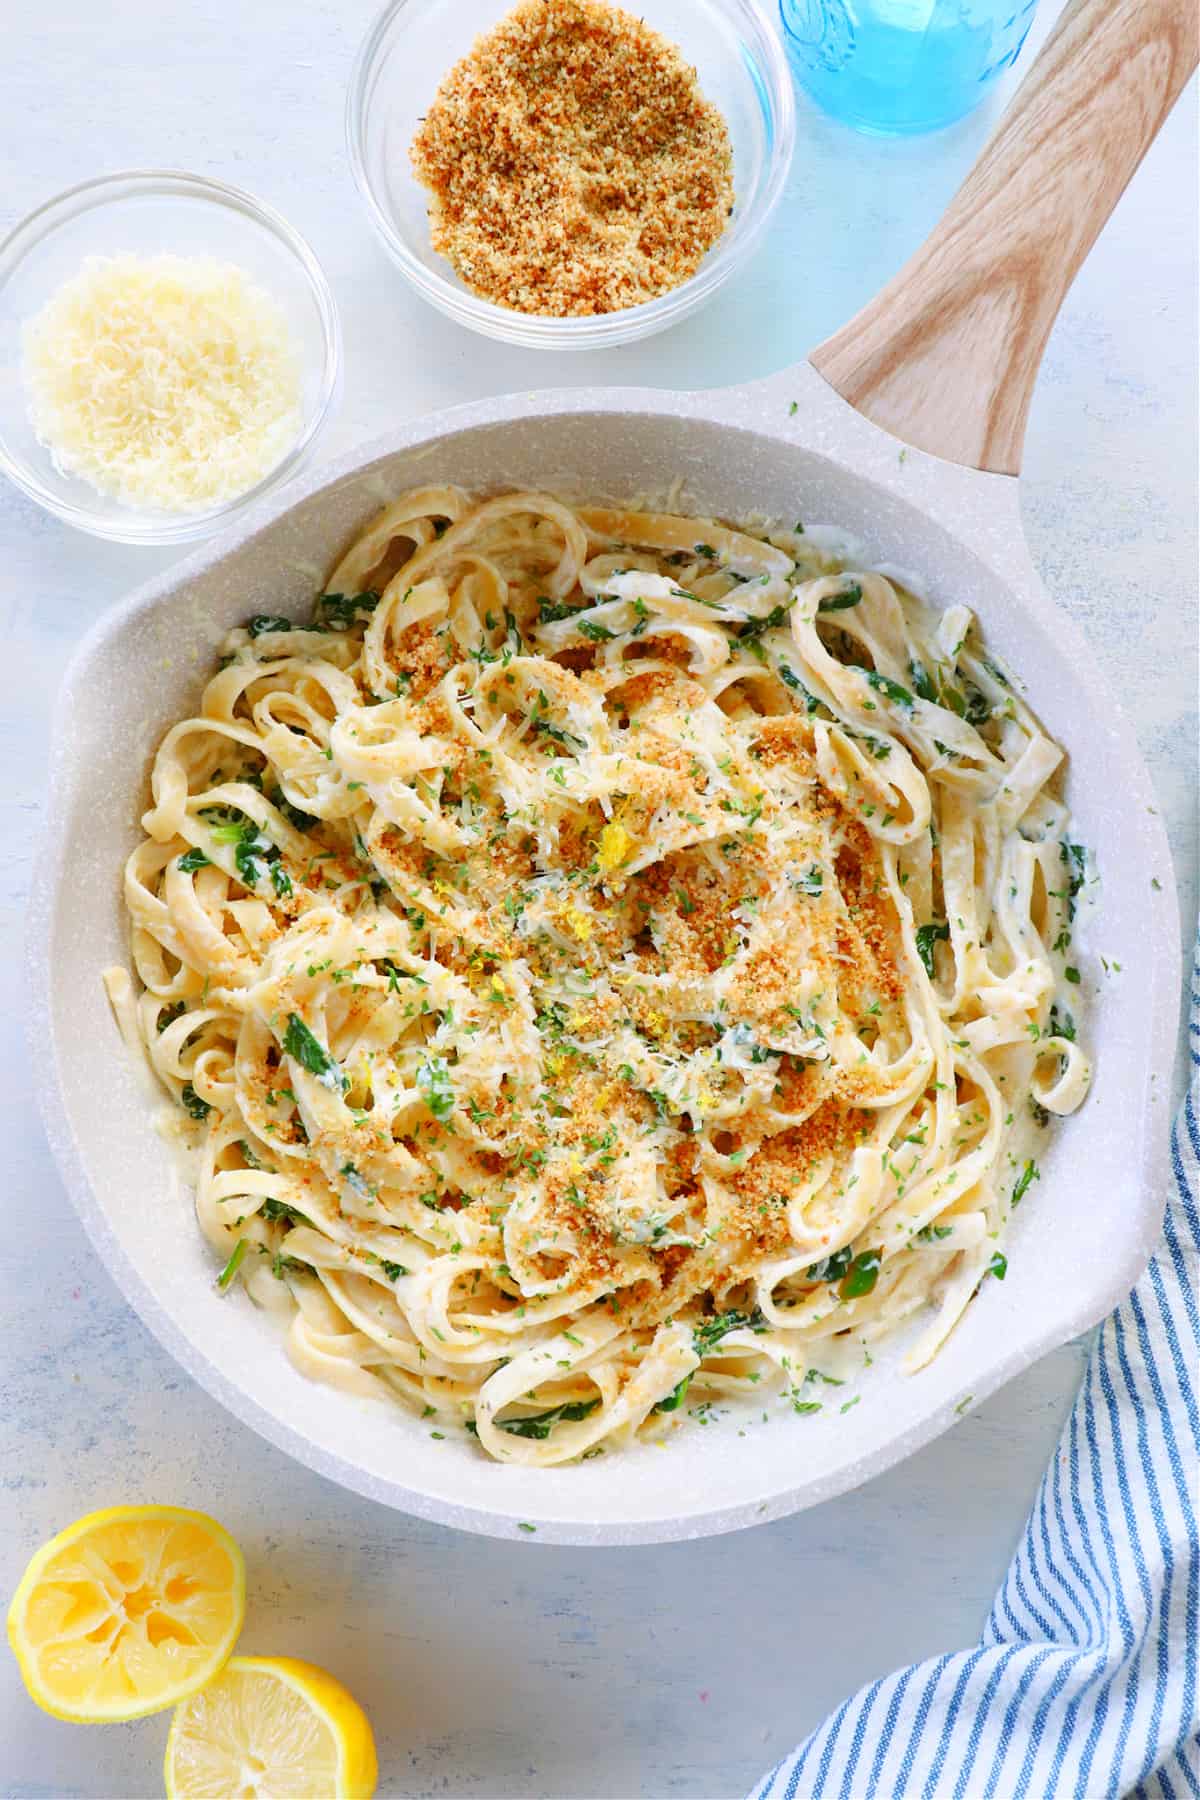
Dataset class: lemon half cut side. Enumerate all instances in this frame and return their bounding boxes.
[165,1655,378,1799]
[7,1504,245,1723]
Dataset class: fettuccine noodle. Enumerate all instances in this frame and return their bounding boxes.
[106,486,1092,1464]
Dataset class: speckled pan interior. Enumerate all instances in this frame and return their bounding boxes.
[28,363,1181,1544]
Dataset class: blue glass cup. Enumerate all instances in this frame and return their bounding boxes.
[779,0,1038,136]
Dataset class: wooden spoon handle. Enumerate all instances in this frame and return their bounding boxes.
[810,0,1198,474]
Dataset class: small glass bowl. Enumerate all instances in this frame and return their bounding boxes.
[0,172,342,545]
[347,0,795,351]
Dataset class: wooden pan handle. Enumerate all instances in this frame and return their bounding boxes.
[810,0,1198,474]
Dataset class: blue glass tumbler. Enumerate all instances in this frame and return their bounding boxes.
[779,0,1039,135]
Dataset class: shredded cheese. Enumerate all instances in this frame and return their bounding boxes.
[22,253,303,513]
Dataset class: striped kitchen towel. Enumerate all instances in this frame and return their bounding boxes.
[751,943,1200,1800]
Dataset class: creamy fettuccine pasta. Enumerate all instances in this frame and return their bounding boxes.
[106,486,1092,1465]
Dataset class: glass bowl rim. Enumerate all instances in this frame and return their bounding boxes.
[0,168,343,545]
[345,0,796,349]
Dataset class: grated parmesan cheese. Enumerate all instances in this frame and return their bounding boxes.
[22,253,303,513]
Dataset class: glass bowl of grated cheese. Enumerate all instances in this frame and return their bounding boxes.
[348,0,795,350]
[0,171,341,544]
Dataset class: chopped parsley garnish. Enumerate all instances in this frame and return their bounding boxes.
[908,658,937,702]
[381,959,427,990]
[177,848,211,873]
[247,614,293,638]
[577,618,615,642]
[1049,1004,1076,1043]
[987,1252,1008,1281]
[1061,841,1088,919]
[180,1082,211,1121]
[1012,1160,1040,1207]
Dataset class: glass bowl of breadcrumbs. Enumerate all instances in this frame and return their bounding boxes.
[347,0,794,349]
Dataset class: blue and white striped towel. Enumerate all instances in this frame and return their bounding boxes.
[751,942,1200,1800]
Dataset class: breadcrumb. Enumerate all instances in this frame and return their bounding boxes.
[410,0,734,317]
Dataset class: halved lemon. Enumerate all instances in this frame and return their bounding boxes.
[165,1656,378,1799]
[7,1504,245,1723]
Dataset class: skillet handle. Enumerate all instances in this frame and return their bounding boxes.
[809,0,1197,475]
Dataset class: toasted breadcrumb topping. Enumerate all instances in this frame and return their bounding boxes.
[410,0,735,317]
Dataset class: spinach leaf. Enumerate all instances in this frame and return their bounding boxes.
[692,1308,766,1356]
[497,1399,600,1439]
[654,1374,693,1413]
[964,682,992,725]
[908,659,937,702]
[538,597,587,624]
[318,590,381,629]
[270,787,319,833]
[818,583,863,614]
[777,661,821,713]
[865,670,914,710]
[260,1197,311,1226]
[738,603,792,642]
[282,1014,346,1092]
[180,1082,211,1121]
[839,1248,883,1301]
[247,614,293,638]
[806,1246,853,1283]
[234,829,272,890]
[916,921,950,978]
[416,1056,455,1121]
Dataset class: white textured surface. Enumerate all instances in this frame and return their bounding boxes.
[1,1,1196,1795]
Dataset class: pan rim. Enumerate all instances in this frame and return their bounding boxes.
[28,388,1182,1543]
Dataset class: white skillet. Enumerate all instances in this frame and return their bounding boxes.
[30,0,1195,1543]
